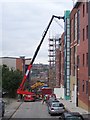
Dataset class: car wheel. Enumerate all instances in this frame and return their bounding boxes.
[50,113,53,116]
[2,111,4,117]
[48,111,50,114]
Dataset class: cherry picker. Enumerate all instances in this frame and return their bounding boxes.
[17,15,64,101]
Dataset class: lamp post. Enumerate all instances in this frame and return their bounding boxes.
[74,64,79,107]
[73,64,79,107]
[76,65,78,107]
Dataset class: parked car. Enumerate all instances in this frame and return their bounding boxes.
[0,99,5,117]
[59,112,84,120]
[47,97,59,106]
[48,102,65,115]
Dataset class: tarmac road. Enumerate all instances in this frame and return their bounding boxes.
[3,98,89,119]
[11,101,59,119]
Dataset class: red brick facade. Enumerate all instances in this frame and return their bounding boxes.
[70,2,90,111]
[60,33,64,87]
[16,58,23,71]
[55,48,61,87]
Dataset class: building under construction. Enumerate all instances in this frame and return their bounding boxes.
[48,36,60,89]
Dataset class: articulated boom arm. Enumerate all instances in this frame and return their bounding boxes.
[17,15,64,95]
[31,82,44,89]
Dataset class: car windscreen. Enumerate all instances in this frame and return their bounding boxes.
[66,115,83,120]
[52,103,64,107]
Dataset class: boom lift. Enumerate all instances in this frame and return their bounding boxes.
[17,15,64,101]
[31,81,44,90]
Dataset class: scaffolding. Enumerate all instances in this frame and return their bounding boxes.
[48,37,60,88]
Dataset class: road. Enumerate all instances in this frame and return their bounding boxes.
[3,99,89,120]
[10,101,59,119]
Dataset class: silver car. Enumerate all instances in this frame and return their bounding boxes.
[48,102,65,115]
[47,97,59,106]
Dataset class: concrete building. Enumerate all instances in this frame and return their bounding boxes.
[0,56,32,86]
[70,1,90,111]
[0,56,31,73]
[0,57,17,70]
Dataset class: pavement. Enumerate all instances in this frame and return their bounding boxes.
[2,98,22,119]
[58,98,90,119]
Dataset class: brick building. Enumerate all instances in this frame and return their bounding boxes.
[70,2,90,111]
[55,48,61,87]
[56,1,90,111]
[70,3,79,105]
[60,33,64,87]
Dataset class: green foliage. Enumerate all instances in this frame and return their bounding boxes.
[2,64,23,98]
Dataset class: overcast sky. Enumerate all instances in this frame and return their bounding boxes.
[0,0,77,64]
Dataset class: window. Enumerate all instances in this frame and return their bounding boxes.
[71,19,73,43]
[86,53,88,66]
[67,69,70,75]
[86,25,88,39]
[74,13,77,40]
[73,84,75,91]
[67,18,70,24]
[77,55,80,67]
[82,80,85,92]
[77,10,80,44]
[86,2,88,13]
[83,54,85,66]
[77,80,79,92]
[83,4,85,17]
[67,28,70,35]
[83,28,85,41]
[86,81,88,94]
[73,46,76,76]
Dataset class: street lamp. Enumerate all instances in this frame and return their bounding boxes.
[76,65,79,107]
[74,64,79,107]
[71,63,79,107]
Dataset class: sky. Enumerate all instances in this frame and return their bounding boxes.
[0,0,77,64]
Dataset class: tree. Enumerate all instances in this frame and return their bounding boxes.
[2,65,23,98]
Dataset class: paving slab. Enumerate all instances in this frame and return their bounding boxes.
[58,99,90,119]
[2,98,22,119]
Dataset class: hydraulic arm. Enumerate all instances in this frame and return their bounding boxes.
[17,15,64,95]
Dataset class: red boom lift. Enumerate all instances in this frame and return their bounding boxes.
[17,15,64,101]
